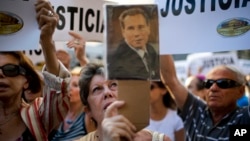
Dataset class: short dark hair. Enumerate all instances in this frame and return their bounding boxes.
[79,62,105,107]
[154,81,177,110]
[119,7,150,29]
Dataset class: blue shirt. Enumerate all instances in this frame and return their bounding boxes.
[50,112,87,141]
[237,95,249,107]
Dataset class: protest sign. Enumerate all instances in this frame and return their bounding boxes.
[186,52,239,76]
[155,0,250,54]
[0,0,39,51]
[50,0,106,42]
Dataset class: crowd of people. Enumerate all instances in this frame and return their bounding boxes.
[1,0,250,141]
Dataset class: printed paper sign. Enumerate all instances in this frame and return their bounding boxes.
[50,0,105,42]
[155,0,250,54]
[0,0,39,51]
[105,4,160,80]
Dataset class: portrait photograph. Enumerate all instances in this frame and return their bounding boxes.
[105,4,160,80]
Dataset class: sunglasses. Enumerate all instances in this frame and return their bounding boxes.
[0,64,26,77]
[203,79,242,89]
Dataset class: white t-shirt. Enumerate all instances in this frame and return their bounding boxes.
[146,109,184,141]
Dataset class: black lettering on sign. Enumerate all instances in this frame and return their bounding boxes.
[85,8,95,32]
[185,0,195,14]
[202,57,235,68]
[68,7,78,30]
[23,49,42,56]
[172,0,182,16]
[56,6,66,30]
[53,5,104,34]
[160,0,249,17]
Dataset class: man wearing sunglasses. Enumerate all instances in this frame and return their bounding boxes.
[160,55,250,141]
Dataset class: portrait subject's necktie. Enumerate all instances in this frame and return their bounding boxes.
[143,52,150,72]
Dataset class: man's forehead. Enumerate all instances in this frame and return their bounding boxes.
[207,68,235,79]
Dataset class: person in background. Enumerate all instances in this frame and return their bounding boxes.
[236,74,249,107]
[56,49,71,69]
[0,0,71,140]
[146,80,185,141]
[50,66,96,141]
[108,7,159,80]
[236,93,249,107]
[160,55,250,141]
[76,62,170,141]
[50,31,95,140]
[245,74,250,96]
[184,74,207,101]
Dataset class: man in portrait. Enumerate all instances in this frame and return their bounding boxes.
[107,6,159,80]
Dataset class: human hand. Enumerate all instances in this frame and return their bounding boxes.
[67,31,89,66]
[102,100,136,141]
[35,0,60,74]
[35,0,58,42]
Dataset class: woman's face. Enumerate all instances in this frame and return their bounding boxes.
[150,82,165,104]
[69,75,81,103]
[87,74,118,125]
[0,54,28,99]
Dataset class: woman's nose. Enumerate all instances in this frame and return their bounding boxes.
[103,86,114,99]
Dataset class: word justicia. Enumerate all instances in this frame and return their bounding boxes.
[53,6,104,33]
[160,0,250,17]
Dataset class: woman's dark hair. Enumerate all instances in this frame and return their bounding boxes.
[79,62,105,108]
[154,81,177,110]
[0,52,42,94]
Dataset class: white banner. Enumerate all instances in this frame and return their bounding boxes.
[0,0,39,51]
[156,0,250,54]
[174,60,187,84]
[50,0,105,42]
[238,59,250,75]
[186,52,239,76]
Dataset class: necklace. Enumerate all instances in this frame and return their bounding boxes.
[0,112,19,134]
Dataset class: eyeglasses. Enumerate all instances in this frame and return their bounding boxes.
[0,64,26,77]
[203,79,242,89]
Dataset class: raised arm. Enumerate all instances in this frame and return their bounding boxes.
[35,0,59,75]
[33,0,70,135]
[66,31,89,66]
[160,55,188,110]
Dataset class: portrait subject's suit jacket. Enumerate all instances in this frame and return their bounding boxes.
[108,41,159,80]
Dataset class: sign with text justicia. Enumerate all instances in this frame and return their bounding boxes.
[0,0,106,51]
[50,0,106,42]
[155,0,250,54]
